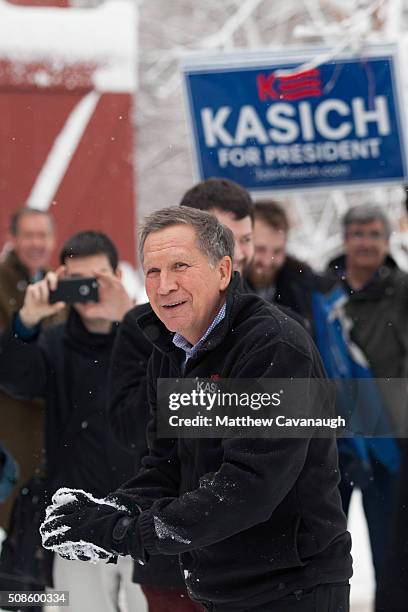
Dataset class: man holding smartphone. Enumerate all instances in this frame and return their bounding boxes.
[0,231,147,612]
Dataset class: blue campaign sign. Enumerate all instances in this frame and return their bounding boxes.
[182,46,408,191]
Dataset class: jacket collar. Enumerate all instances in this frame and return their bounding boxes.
[137,272,254,358]
[5,250,50,283]
[328,253,398,275]
[327,253,400,299]
[5,250,31,281]
[64,307,117,352]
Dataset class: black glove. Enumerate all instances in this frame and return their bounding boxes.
[40,488,144,563]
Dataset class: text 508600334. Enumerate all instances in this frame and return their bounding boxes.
[0,591,69,607]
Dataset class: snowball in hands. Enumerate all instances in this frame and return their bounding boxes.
[40,487,134,564]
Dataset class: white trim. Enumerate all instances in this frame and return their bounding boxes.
[26,91,100,211]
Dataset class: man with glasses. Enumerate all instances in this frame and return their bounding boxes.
[326,204,406,599]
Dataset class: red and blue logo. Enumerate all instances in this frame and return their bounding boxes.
[256,69,323,101]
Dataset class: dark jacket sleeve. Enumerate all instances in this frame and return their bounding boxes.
[0,317,49,401]
[107,304,153,462]
[112,353,181,510]
[0,302,9,333]
[124,340,322,557]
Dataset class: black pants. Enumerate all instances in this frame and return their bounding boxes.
[339,457,397,583]
[200,583,350,612]
[376,440,408,611]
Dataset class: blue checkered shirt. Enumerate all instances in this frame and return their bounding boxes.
[172,302,226,371]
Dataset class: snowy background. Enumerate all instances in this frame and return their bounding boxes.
[2,0,407,609]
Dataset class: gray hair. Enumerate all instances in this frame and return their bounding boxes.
[10,207,55,236]
[342,204,392,239]
[138,206,234,266]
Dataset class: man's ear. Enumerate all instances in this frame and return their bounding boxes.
[114,267,123,280]
[218,256,232,290]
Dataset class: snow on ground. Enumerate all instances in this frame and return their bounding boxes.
[349,489,375,612]
[2,492,374,611]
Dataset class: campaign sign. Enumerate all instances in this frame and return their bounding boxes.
[182,47,407,191]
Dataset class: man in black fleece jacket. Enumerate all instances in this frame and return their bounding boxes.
[107,179,306,609]
[107,178,259,610]
[42,208,352,612]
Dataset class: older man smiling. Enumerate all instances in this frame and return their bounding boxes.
[41,207,352,612]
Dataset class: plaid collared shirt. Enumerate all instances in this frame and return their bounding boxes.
[172,302,226,371]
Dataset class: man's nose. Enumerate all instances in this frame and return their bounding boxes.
[32,237,45,249]
[254,251,267,264]
[157,271,178,295]
[253,252,262,265]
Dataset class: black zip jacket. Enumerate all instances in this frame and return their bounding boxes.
[247,256,336,336]
[107,287,309,591]
[108,302,153,459]
[0,309,136,497]
[116,275,352,611]
[108,302,185,587]
[107,283,307,457]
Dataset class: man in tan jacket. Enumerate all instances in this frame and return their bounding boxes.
[0,208,55,529]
